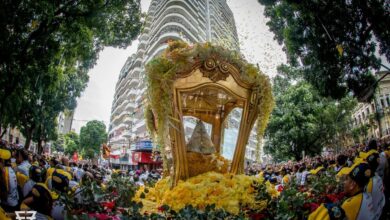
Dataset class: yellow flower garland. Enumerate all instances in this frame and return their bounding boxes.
[134,172,267,214]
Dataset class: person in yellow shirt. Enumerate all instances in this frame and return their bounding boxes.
[341,163,375,220]
[309,162,374,220]
[22,183,55,220]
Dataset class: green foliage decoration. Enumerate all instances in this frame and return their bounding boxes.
[144,104,156,139]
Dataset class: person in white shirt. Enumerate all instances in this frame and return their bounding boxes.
[295,165,303,185]
[74,164,85,182]
[16,149,31,177]
[0,149,19,212]
[301,164,310,186]
[138,171,149,186]
[365,152,385,220]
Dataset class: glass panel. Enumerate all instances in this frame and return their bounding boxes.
[177,86,244,177]
[180,87,241,118]
[221,108,243,160]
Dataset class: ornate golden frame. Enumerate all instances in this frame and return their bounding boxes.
[169,58,261,186]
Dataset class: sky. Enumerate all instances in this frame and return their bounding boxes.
[72,0,286,133]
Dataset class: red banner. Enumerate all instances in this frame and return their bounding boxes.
[132,152,154,164]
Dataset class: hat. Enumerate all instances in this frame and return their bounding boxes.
[29,165,44,183]
[336,160,361,177]
[52,169,71,192]
[0,148,11,160]
[346,163,371,188]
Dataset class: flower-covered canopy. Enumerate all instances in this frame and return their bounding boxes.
[145,41,274,186]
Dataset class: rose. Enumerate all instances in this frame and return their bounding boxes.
[88,213,120,220]
[101,201,115,210]
[249,213,267,220]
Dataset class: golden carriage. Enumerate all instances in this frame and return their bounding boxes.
[145,41,273,187]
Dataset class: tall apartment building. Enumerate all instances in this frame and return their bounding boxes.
[57,110,74,135]
[108,0,259,165]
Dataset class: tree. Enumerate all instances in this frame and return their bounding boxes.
[0,0,142,140]
[258,0,389,100]
[64,131,80,156]
[53,131,80,155]
[17,60,88,150]
[264,66,357,161]
[351,124,370,143]
[79,120,107,159]
[31,115,59,153]
[52,133,65,153]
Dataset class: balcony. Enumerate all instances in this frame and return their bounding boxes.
[112,100,129,115]
[125,102,137,111]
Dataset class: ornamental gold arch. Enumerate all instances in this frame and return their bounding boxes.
[169,57,261,186]
[145,41,273,188]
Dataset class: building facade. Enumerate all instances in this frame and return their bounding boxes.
[57,110,74,135]
[351,71,390,139]
[108,0,259,168]
[0,127,26,146]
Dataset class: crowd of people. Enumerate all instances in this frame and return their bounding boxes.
[0,140,161,220]
[1,137,389,219]
[245,139,390,219]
